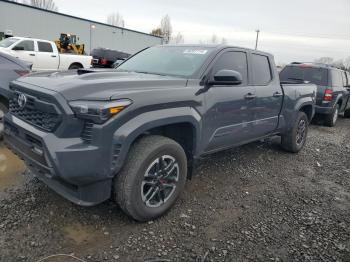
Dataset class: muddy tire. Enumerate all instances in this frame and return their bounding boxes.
[281,111,308,153]
[0,102,9,140]
[115,135,187,222]
[324,104,339,127]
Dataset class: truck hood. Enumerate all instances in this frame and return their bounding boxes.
[14,70,188,101]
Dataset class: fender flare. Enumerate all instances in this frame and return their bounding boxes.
[335,94,344,108]
[112,107,201,174]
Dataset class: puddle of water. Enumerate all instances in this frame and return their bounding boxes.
[63,223,101,245]
[0,144,26,190]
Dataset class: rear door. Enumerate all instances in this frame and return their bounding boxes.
[11,40,37,68]
[251,53,283,137]
[203,49,256,152]
[35,41,59,70]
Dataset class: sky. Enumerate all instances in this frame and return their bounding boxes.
[53,0,350,64]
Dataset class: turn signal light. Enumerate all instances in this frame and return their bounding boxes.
[323,89,333,102]
[109,107,124,114]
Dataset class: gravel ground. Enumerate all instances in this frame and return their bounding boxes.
[0,118,350,262]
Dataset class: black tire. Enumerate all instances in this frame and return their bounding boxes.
[324,104,339,127]
[281,111,309,153]
[0,102,9,140]
[344,108,350,118]
[68,64,83,70]
[115,135,187,222]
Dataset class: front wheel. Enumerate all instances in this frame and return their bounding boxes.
[115,135,187,222]
[281,111,309,153]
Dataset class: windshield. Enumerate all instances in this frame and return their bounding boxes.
[280,65,328,86]
[0,37,20,48]
[117,46,214,77]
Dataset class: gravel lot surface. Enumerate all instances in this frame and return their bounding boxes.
[0,118,350,262]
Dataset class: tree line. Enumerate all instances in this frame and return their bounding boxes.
[314,57,350,71]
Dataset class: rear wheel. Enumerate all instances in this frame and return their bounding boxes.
[344,108,350,118]
[115,135,187,222]
[324,104,339,127]
[281,111,309,153]
[68,63,83,70]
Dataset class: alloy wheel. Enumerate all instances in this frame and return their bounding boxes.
[141,155,179,208]
[296,119,306,146]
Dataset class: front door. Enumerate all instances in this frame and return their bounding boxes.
[203,50,256,153]
[11,40,37,68]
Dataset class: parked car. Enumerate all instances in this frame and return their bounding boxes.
[0,52,31,138]
[0,37,92,71]
[4,45,317,221]
[280,62,350,126]
[91,48,130,68]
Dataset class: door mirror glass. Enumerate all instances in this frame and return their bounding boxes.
[209,69,243,86]
[12,46,25,51]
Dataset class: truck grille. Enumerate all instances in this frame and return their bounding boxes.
[9,93,61,132]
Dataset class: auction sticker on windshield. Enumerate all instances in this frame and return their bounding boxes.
[183,49,208,55]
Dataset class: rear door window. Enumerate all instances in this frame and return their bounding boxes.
[13,40,34,51]
[251,54,272,85]
[330,70,343,87]
[280,66,328,86]
[38,41,53,53]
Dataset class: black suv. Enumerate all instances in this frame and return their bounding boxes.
[280,63,350,126]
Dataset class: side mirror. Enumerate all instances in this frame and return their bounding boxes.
[208,69,242,86]
[12,46,24,51]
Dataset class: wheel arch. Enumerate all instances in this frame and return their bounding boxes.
[69,62,83,69]
[112,107,201,175]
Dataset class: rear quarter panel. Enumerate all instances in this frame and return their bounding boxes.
[58,54,92,70]
[279,83,316,132]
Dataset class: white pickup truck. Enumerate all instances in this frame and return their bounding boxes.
[0,37,92,71]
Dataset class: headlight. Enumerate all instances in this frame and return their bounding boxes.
[69,99,132,124]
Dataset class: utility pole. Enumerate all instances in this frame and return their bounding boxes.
[255,29,260,50]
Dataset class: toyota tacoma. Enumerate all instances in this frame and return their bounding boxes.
[4,45,316,221]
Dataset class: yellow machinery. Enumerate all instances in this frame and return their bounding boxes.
[55,33,85,55]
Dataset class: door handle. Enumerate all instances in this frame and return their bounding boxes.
[245,93,256,99]
[273,91,283,97]
[29,53,35,56]
[51,55,57,57]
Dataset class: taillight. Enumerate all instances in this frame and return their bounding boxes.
[323,89,333,102]
[14,70,30,76]
[100,58,108,65]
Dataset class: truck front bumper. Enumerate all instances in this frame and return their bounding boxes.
[3,115,112,206]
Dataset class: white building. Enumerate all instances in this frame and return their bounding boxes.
[0,0,162,55]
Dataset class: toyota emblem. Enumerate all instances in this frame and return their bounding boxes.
[17,93,27,109]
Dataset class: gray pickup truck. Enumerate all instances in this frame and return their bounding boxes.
[4,45,317,221]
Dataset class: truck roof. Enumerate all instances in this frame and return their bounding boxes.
[287,62,343,71]
[7,36,53,42]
